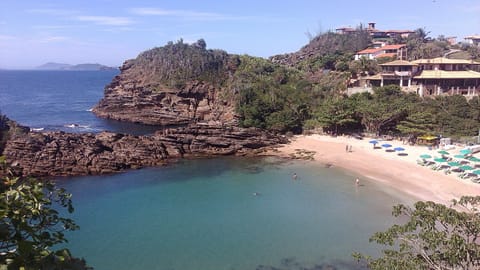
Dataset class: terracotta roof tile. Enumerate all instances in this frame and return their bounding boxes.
[357,48,379,54]
[376,53,397,58]
[381,44,406,50]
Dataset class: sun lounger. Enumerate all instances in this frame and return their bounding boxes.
[458,172,476,180]
[417,159,427,166]
[469,177,480,183]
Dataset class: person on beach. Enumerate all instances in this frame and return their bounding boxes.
[349,145,353,152]
[345,145,348,152]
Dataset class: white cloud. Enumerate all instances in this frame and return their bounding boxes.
[130,7,247,21]
[0,34,16,41]
[37,36,69,43]
[26,8,76,16]
[32,25,76,30]
[75,15,134,26]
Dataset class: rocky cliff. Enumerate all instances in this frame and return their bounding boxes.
[93,39,238,126]
[3,125,286,177]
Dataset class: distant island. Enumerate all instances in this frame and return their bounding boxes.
[36,62,118,71]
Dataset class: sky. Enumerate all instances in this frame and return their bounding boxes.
[0,0,479,69]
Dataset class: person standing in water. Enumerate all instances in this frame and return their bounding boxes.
[292,173,297,180]
[355,178,360,185]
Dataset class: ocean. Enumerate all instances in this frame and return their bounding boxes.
[0,70,160,135]
[0,70,415,270]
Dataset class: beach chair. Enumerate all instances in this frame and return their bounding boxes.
[458,172,476,180]
[417,159,427,166]
[472,178,480,184]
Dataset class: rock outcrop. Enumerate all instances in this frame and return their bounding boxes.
[3,125,287,177]
[93,40,238,126]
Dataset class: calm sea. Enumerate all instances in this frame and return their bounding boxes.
[0,70,416,270]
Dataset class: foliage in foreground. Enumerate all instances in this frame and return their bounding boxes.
[354,196,480,270]
[0,159,91,270]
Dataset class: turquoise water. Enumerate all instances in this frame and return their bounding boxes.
[0,71,411,270]
[59,157,415,270]
[1,71,415,269]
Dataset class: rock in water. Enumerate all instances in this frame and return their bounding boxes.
[3,125,287,177]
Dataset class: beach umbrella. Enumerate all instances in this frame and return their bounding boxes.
[454,154,466,159]
[369,140,379,144]
[437,150,449,155]
[460,149,472,155]
[434,157,447,163]
[381,143,392,148]
[420,154,432,159]
[460,165,474,171]
[468,157,480,162]
[448,161,461,167]
[393,147,405,151]
[472,170,480,175]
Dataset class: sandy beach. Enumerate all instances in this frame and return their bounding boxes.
[275,134,480,205]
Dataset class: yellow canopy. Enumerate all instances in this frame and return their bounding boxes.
[418,135,439,141]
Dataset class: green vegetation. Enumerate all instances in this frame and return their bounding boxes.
[0,160,90,270]
[236,72,480,138]
[354,196,480,270]
[227,25,480,138]
[233,56,311,133]
[308,85,480,138]
[125,32,480,139]
[131,39,231,88]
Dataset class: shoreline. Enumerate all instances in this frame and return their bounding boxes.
[272,134,480,205]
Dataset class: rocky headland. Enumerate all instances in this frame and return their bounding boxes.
[2,125,286,177]
[1,39,292,177]
[93,39,237,126]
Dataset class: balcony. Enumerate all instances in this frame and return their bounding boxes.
[394,71,411,76]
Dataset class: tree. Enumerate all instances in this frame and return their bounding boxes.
[0,159,91,269]
[349,57,379,76]
[396,111,436,137]
[315,97,357,134]
[354,196,480,270]
[355,85,409,135]
[429,95,480,137]
[234,55,312,133]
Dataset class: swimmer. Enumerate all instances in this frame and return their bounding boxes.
[253,192,260,196]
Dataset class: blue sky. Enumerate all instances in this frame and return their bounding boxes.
[0,0,479,69]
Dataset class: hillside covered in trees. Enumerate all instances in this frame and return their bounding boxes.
[93,30,480,141]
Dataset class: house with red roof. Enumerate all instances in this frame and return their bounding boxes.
[354,44,407,60]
